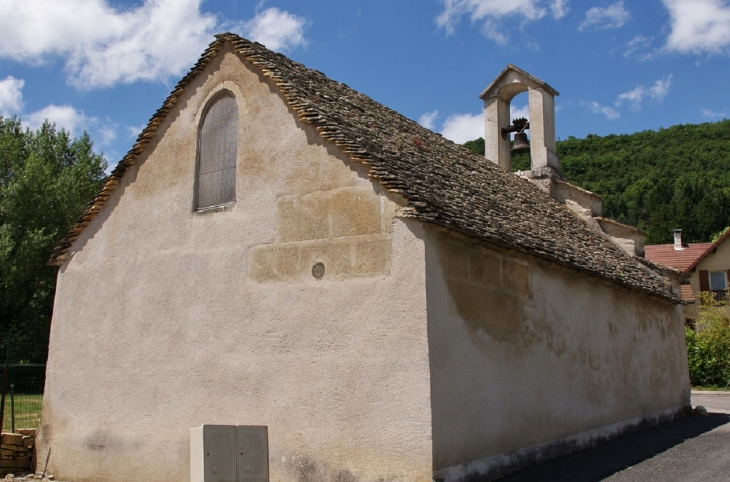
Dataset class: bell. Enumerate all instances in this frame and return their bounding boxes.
[511,132,530,153]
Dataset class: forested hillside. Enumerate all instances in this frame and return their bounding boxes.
[464,120,730,245]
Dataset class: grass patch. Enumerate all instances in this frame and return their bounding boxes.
[1,393,42,432]
[692,386,730,392]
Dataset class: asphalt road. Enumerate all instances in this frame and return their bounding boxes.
[692,392,730,412]
[495,392,730,482]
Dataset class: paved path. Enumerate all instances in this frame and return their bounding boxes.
[497,392,730,481]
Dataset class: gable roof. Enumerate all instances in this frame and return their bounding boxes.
[686,229,730,272]
[48,33,676,303]
[644,229,730,273]
[644,243,712,272]
[680,284,696,303]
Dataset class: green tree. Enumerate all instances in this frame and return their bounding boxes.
[710,226,730,242]
[0,117,107,362]
[686,292,730,389]
[463,137,484,155]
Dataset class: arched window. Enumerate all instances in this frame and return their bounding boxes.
[195,92,239,210]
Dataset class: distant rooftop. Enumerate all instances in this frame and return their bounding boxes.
[645,228,730,273]
[644,243,711,272]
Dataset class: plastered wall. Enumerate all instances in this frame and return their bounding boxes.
[688,238,730,320]
[424,229,690,480]
[40,44,433,482]
[691,239,730,275]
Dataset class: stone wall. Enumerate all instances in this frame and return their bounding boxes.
[250,186,395,283]
[0,430,35,476]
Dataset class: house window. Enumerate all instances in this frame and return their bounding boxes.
[709,271,727,291]
[195,91,239,210]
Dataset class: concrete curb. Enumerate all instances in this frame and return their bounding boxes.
[691,390,730,396]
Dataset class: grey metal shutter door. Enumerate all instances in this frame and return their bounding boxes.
[197,93,238,209]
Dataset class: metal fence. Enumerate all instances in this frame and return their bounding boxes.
[0,326,48,432]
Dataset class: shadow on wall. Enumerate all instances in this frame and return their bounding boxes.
[423,226,690,480]
[425,228,535,475]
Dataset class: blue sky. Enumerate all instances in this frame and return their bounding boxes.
[0,0,729,166]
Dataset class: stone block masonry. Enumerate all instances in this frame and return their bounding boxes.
[250,186,396,282]
[0,430,35,476]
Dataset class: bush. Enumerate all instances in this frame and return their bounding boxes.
[686,292,730,388]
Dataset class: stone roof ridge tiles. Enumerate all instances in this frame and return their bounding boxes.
[48,32,678,303]
[636,256,684,276]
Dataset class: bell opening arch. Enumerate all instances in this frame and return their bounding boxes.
[480,65,559,175]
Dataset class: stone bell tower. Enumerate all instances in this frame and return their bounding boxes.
[480,64,559,178]
[479,65,651,259]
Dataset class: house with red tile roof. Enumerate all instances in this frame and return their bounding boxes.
[645,228,730,319]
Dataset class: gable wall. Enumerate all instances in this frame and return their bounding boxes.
[688,238,730,312]
[424,229,690,480]
[41,45,432,482]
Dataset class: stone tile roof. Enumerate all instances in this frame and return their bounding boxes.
[48,33,677,303]
[644,243,712,272]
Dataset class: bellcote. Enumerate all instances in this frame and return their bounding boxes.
[480,65,559,178]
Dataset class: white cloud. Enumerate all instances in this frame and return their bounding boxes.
[435,0,549,43]
[23,105,92,135]
[433,105,527,143]
[510,104,530,121]
[0,76,24,116]
[615,75,672,110]
[241,7,308,52]
[0,2,309,89]
[22,104,117,146]
[663,0,730,54]
[98,123,117,145]
[419,110,439,130]
[127,124,148,139]
[587,76,671,120]
[0,74,118,146]
[551,0,570,19]
[587,101,620,120]
[649,76,672,102]
[702,108,727,119]
[615,86,644,110]
[579,1,629,31]
[480,19,508,44]
[0,0,218,89]
[440,112,484,144]
[624,35,654,59]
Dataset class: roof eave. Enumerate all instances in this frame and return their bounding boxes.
[48,36,229,266]
[685,228,730,272]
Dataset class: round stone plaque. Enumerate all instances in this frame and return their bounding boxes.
[312,262,325,279]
